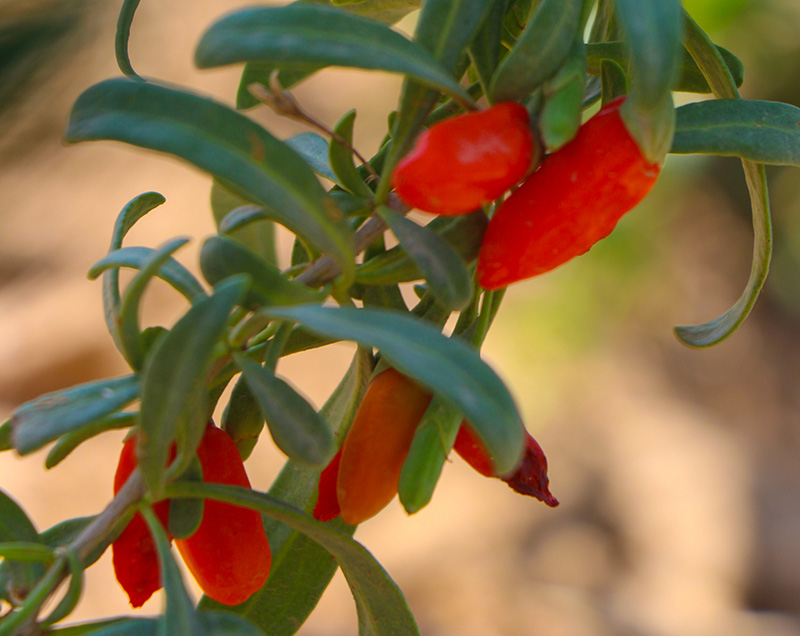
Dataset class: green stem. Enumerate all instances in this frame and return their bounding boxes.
[0,557,66,636]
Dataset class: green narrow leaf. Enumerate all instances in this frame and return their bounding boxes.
[377,207,472,310]
[398,397,462,514]
[489,0,583,103]
[330,110,374,197]
[41,548,84,628]
[221,376,265,460]
[116,238,192,371]
[469,0,512,94]
[615,0,682,162]
[65,79,355,285]
[671,99,800,165]
[139,276,249,497]
[260,305,524,474]
[600,58,629,105]
[46,618,146,636]
[585,41,744,94]
[210,180,278,266]
[115,0,142,81]
[46,412,136,469]
[0,420,11,452]
[11,376,139,455]
[90,246,206,305]
[139,507,202,636]
[102,192,167,357]
[200,236,326,309]
[166,481,421,636]
[539,37,586,151]
[196,5,470,102]
[234,0,423,109]
[233,352,335,467]
[167,458,205,540]
[356,211,487,286]
[0,542,53,563]
[0,489,45,600]
[199,349,371,634]
[674,15,772,347]
[285,132,338,184]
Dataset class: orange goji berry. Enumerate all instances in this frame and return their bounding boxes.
[336,368,432,525]
[393,102,534,216]
[477,97,661,289]
[313,368,557,524]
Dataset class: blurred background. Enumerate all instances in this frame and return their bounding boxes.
[2,0,800,634]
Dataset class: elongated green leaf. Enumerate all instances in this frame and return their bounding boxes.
[46,412,136,469]
[139,277,248,496]
[489,0,583,102]
[11,376,139,455]
[585,41,744,94]
[90,246,206,304]
[65,79,354,284]
[167,458,205,540]
[671,99,800,165]
[221,376,265,460]
[675,15,772,347]
[235,1,421,109]
[41,548,84,628]
[200,236,325,309]
[330,110,374,197]
[140,507,202,636]
[197,4,469,103]
[261,305,524,473]
[540,36,586,151]
[286,132,338,183]
[616,0,681,162]
[166,481,421,636]
[0,489,44,600]
[377,207,472,310]
[115,0,142,80]
[117,238,192,370]
[615,0,682,110]
[199,349,371,634]
[0,542,54,563]
[101,192,167,358]
[210,180,278,266]
[356,211,487,285]
[234,352,335,466]
[48,618,144,636]
[398,397,462,514]
[469,0,511,94]
[0,420,11,452]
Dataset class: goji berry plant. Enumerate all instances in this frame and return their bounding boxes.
[2,0,800,634]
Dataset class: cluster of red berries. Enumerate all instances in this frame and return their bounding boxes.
[393,96,661,289]
[112,424,271,608]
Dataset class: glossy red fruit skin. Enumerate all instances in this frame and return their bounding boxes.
[393,102,534,216]
[453,423,558,507]
[477,97,661,289]
[175,424,271,606]
[112,437,172,608]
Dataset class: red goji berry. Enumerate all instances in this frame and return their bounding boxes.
[453,423,558,507]
[313,446,342,523]
[392,102,535,216]
[477,97,661,289]
[175,424,271,606]
[111,436,172,608]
